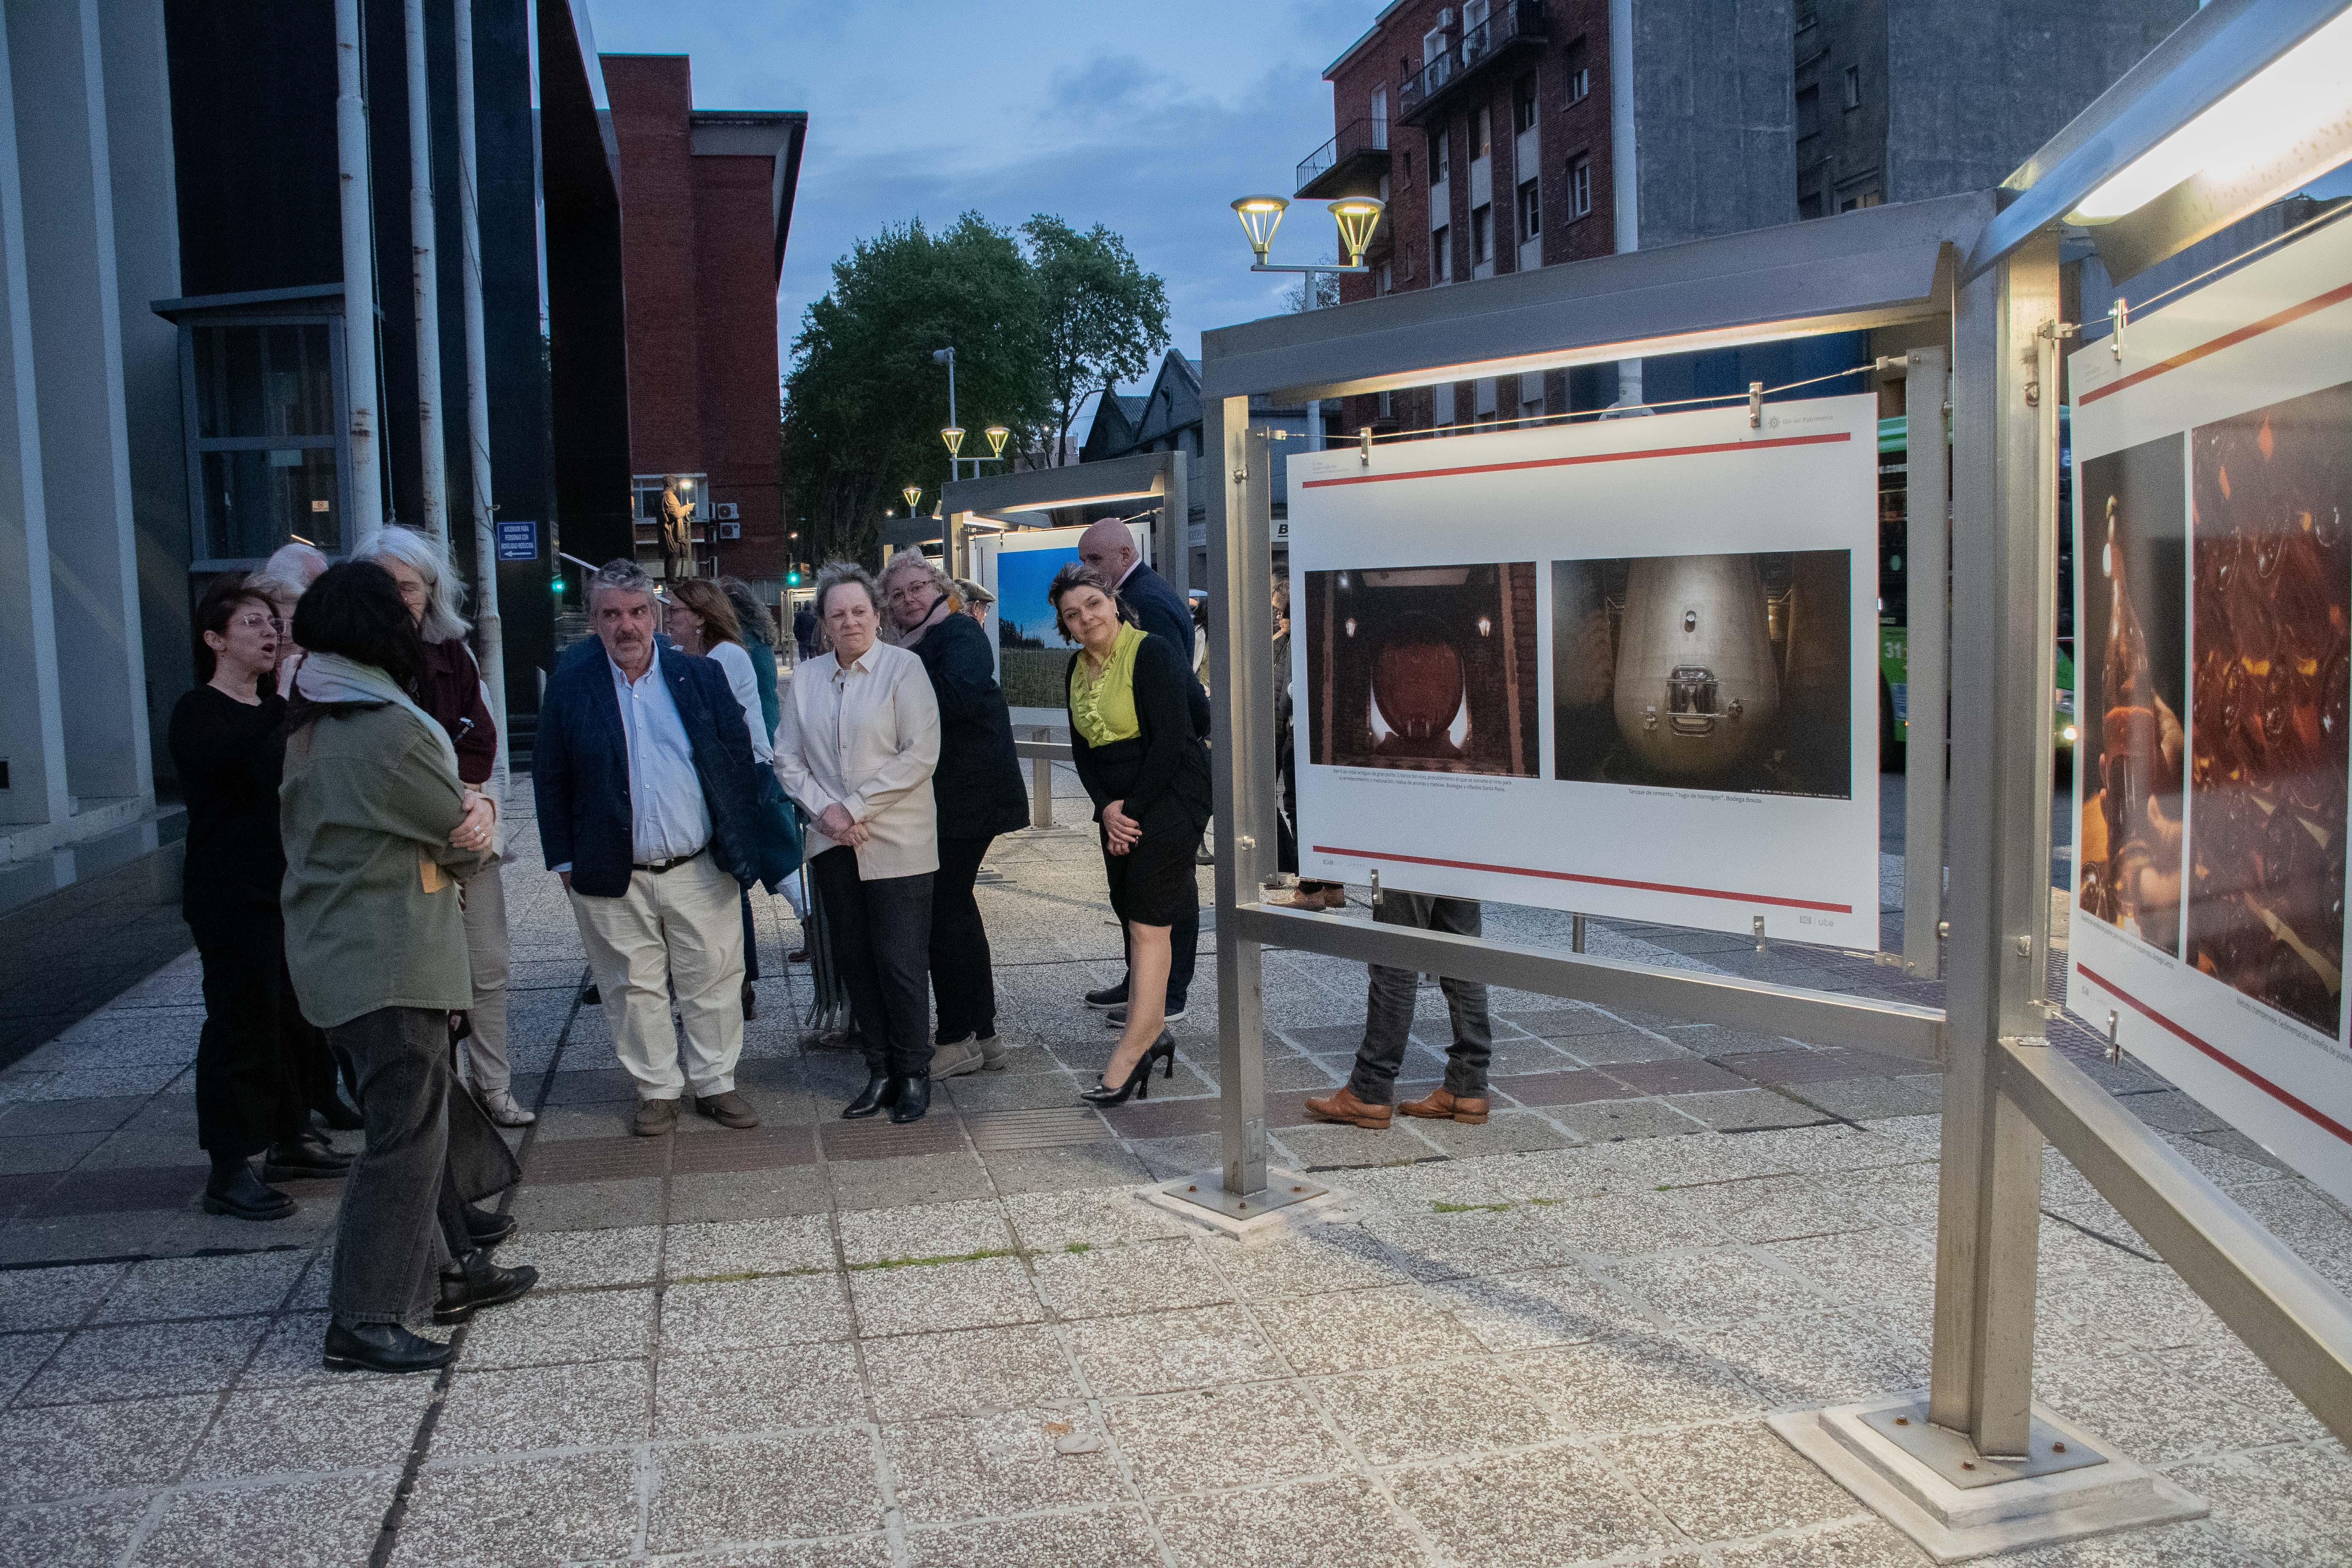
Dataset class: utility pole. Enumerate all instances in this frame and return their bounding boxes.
[452,0,506,790]
[405,0,447,539]
[334,0,383,544]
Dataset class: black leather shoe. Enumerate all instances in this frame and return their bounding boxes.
[842,1074,900,1119]
[583,983,602,1005]
[1083,980,1129,1010]
[740,982,758,1020]
[433,1251,540,1324]
[262,1138,352,1181]
[314,1093,365,1132]
[201,1162,295,1222]
[463,1203,517,1249]
[323,1320,454,1375]
[887,1075,931,1124]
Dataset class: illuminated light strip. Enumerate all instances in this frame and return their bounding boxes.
[1307,844,1853,913]
[2074,961,2352,1148]
[2077,278,2352,408]
[1298,431,1851,489]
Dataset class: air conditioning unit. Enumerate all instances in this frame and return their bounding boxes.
[712,502,740,520]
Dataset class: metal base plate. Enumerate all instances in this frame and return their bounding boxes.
[1769,1393,2206,1564]
[1857,1402,2107,1488]
[1157,1168,1327,1223]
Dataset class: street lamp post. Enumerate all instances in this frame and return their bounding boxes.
[933,346,1016,482]
[1230,195,1386,451]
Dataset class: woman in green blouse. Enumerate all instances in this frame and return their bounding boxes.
[1051,563,1213,1105]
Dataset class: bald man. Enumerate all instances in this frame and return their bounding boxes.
[1073,519,1207,1026]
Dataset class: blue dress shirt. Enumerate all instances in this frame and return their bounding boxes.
[610,652,711,863]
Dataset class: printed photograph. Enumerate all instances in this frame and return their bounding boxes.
[1551,550,1854,798]
[2077,434,2189,957]
[992,544,1081,710]
[1302,562,1541,776]
[2185,381,2352,1038]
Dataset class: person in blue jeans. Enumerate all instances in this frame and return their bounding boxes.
[1302,890,1494,1129]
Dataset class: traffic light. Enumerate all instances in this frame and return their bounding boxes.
[785,566,801,586]
[550,571,567,594]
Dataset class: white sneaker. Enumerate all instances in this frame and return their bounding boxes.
[482,1088,537,1127]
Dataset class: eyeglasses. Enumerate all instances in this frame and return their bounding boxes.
[229,612,274,632]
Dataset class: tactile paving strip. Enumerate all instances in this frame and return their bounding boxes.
[963,1107,1114,1152]
[819,1115,968,1161]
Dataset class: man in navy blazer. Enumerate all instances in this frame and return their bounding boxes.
[1077,519,1206,1024]
[534,559,763,1137]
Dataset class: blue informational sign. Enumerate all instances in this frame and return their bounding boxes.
[494,520,538,562]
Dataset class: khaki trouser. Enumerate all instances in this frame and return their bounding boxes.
[568,848,744,1099]
[459,860,513,1094]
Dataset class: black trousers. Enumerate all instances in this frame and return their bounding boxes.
[188,906,308,1160]
[809,847,935,1078]
[931,835,999,1044]
[326,1006,452,1324]
[739,890,761,984]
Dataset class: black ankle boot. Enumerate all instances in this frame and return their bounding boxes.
[262,1136,351,1181]
[202,1160,295,1222]
[323,1320,453,1375]
[842,1074,900,1119]
[463,1203,517,1249]
[887,1075,931,1124]
[434,1250,539,1325]
[314,1093,365,1132]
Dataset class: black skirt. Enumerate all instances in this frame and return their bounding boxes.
[1101,817,1199,929]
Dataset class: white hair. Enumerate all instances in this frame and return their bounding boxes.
[354,525,471,643]
[249,542,328,610]
[587,557,655,607]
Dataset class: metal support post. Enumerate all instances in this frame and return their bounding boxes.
[1930,235,2059,1460]
[1902,347,1950,978]
[1029,727,1053,830]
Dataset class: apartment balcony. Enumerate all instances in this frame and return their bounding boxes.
[1396,1,1550,127]
[1296,117,1391,200]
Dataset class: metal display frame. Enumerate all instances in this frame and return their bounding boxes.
[1182,0,2352,1547]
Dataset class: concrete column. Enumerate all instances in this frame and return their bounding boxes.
[0,11,65,836]
[8,0,150,808]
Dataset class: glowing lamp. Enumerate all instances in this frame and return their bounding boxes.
[903,486,923,511]
[1231,195,1289,262]
[941,426,966,458]
[1329,197,1386,266]
[985,425,1012,459]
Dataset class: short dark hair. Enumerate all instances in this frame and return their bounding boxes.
[1046,562,1132,641]
[292,560,424,690]
[191,572,275,683]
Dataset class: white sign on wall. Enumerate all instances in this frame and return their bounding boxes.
[1286,395,1882,949]
[2067,215,2352,1206]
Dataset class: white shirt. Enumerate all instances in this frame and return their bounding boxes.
[775,639,941,879]
[707,640,773,764]
[610,652,710,863]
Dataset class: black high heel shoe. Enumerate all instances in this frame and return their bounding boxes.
[1079,1033,1176,1107]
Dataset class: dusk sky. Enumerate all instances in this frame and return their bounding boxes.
[584,0,1370,432]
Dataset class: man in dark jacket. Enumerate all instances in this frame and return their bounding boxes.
[534,559,763,1137]
[1076,519,1205,1024]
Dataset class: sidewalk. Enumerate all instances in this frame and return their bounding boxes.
[0,770,2345,1566]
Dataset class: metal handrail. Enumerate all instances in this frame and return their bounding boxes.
[1295,117,1391,195]
[1397,0,1549,121]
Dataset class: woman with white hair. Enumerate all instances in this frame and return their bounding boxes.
[354,526,531,1127]
[249,541,329,697]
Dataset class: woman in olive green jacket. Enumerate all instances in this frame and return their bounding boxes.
[280,563,536,1376]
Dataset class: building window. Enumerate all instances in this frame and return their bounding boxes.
[1433,225,1453,282]
[1843,63,1861,109]
[1568,156,1592,219]
[1474,105,1492,163]
[1839,189,1882,212]
[1378,388,1394,418]
[1370,84,1389,146]
[1564,37,1590,103]
[1430,127,1450,185]
[1377,259,1393,294]
[1471,204,1492,266]
[1513,73,1537,133]
[1799,191,1824,220]
[1796,84,1819,140]
[180,318,346,562]
[1435,381,1456,425]
[1517,177,1541,239]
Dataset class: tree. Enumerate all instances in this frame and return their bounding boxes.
[1282,259,1341,313]
[782,214,1050,567]
[1022,215,1169,467]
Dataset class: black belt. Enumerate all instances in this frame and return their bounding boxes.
[632,847,706,875]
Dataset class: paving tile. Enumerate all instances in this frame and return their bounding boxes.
[860,1323,1081,1420]
[1000,1189,1195,1251]
[457,1286,655,1370]
[1610,1250,1840,1328]
[880,1403,1122,1526]
[1315,1356,1557,1464]
[0,1132,104,1176]
[1714,1517,1939,1566]
[847,1255,1042,1338]
[1604,1057,1756,1096]
[1253,1284,1480,1375]
[1329,1160,1510,1214]
[1032,1236,1230,1319]
[95,1251,309,1323]
[0,1262,121,1331]
[1665,1172,1893,1243]
[1364,1205,1588,1281]
[1205,1223,1415,1301]
[184,1377,436,1480]
[1108,1380,1350,1495]
[133,1471,402,1568]
[0,1394,215,1505]
[1802,1075,1947,1122]
[1402,1111,1577,1158]
[654,1343,865,1439]
[22,1315,269,1405]
[1548,1097,1710,1143]
[1390,1442,1674,1565]
[0,1499,139,1567]
[902,1508,1160,1568]
[836,1198,1010,1266]
[1601,1419,1860,1539]
[1670,1088,1836,1131]
[1492,1068,1644,1107]
[663,1214,836,1279]
[509,1176,664,1233]
[1424,1265,1646,1351]
[667,1165,830,1222]
[1693,1309,1927,1407]
[1153,1475,1425,1568]
[662,1273,854,1353]
[670,1535,896,1568]
[1064,1303,1287,1398]
[647,1429,885,1552]
[982,1143,1154,1194]
[1507,1335,1765,1433]
[389,1449,641,1567]
[826,1151,993,1211]
[494,1224,662,1290]
[433,1359,651,1459]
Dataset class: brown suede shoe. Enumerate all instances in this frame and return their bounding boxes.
[1302,1085,1393,1129]
[692,1091,760,1130]
[632,1097,680,1137]
[1398,1087,1489,1124]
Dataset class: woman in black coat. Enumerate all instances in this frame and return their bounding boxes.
[1049,562,1213,1105]
[880,551,1031,1073]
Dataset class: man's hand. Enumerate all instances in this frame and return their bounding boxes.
[818,803,857,841]
[559,870,572,892]
[452,792,495,852]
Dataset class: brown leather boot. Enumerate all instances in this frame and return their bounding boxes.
[1398,1087,1489,1125]
[1303,1085,1393,1129]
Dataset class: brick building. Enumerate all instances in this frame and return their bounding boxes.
[601,56,806,594]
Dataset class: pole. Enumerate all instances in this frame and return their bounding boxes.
[1930,234,2059,1459]
[1901,347,1950,978]
[1209,397,1272,1201]
[334,0,384,545]
[405,0,447,540]
[944,347,960,481]
[452,0,506,791]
